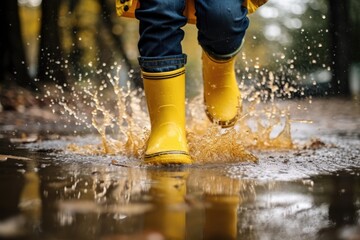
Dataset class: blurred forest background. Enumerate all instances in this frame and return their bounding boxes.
[0,0,360,111]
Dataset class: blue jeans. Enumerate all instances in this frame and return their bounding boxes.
[136,0,249,73]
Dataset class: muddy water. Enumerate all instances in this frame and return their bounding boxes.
[1,99,360,240]
[0,142,359,240]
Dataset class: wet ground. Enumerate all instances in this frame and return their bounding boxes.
[0,97,359,240]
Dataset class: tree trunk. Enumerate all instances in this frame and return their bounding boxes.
[0,0,34,89]
[68,0,83,75]
[37,0,67,86]
[328,0,351,96]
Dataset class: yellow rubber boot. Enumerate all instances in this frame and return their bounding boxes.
[204,195,239,240]
[144,171,188,239]
[202,51,241,128]
[143,67,192,164]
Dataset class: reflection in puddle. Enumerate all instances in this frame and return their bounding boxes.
[144,170,187,239]
[0,140,359,239]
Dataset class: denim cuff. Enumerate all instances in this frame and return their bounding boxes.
[138,54,187,73]
[202,38,245,61]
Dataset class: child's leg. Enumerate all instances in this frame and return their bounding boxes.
[136,0,187,72]
[195,0,249,59]
[195,0,249,127]
[135,0,192,164]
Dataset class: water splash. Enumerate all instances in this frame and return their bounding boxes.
[55,64,295,164]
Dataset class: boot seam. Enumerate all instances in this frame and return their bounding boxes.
[142,69,185,80]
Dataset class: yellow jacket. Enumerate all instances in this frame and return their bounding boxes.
[116,0,268,24]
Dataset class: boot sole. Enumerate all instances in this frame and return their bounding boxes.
[144,151,192,165]
[205,110,238,128]
[204,102,238,128]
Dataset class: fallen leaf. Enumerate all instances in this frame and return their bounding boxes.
[0,154,32,162]
[10,134,38,143]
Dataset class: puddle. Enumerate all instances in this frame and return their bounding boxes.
[0,95,359,239]
[0,131,360,239]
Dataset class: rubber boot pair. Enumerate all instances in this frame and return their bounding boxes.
[142,54,240,164]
